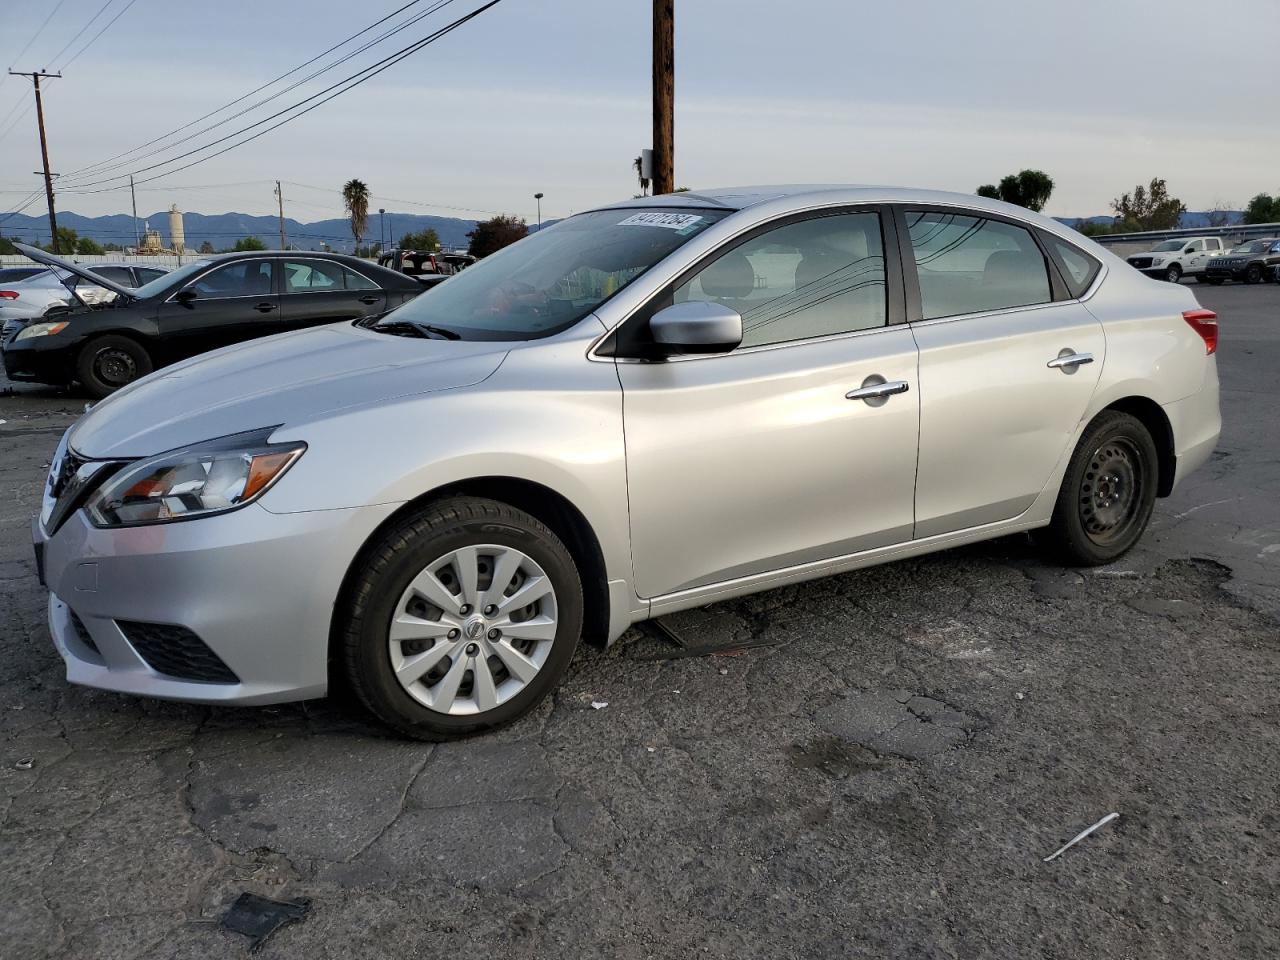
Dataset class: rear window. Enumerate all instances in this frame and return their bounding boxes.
[1043,233,1102,298]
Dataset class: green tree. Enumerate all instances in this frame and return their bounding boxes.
[0,237,19,254]
[198,240,215,254]
[1243,193,1280,225]
[43,226,79,254]
[397,228,440,251]
[75,236,104,255]
[102,241,123,252]
[974,169,1055,212]
[1111,178,1186,232]
[231,236,267,252]
[342,179,370,248]
[467,215,527,258]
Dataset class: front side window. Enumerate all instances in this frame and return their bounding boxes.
[905,211,1051,319]
[188,260,274,298]
[88,266,134,287]
[136,268,167,284]
[383,207,730,340]
[673,212,887,348]
[284,259,344,294]
[1044,234,1101,299]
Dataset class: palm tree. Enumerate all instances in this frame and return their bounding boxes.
[342,179,370,250]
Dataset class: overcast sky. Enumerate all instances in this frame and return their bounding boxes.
[1,0,1277,224]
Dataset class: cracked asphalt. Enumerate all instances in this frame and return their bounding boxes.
[2,283,1278,959]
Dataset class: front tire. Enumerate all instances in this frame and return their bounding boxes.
[76,334,152,399]
[1163,263,1182,283]
[1244,264,1263,284]
[339,496,583,740]
[1038,411,1159,566]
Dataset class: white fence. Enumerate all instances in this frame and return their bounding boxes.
[1,253,197,269]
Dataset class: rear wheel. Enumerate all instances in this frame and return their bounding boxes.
[75,335,152,399]
[1038,411,1159,566]
[339,496,583,740]
[1163,263,1182,283]
[1244,264,1264,284]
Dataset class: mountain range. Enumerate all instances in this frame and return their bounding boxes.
[0,209,482,252]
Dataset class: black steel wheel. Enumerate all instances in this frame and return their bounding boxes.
[1037,410,1159,566]
[75,335,153,399]
[1244,263,1263,284]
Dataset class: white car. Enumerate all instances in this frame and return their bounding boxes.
[1125,236,1226,283]
[34,186,1221,739]
[0,263,170,342]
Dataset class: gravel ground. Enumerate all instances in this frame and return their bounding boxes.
[1,282,1277,959]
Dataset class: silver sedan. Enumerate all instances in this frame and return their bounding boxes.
[34,186,1221,738]
[1,262,170,340]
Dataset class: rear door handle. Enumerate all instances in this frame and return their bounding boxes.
[1047,351,1094,370]
[359,295,380,305]
[846,379,910,402]
[254,301,277,313]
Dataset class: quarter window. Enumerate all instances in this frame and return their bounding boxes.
[189,260,274,298]
[905,211,1051,319]
[1043,234,1102,299]
[674,212,887,348]
[344,267,379,291]
[284,259,344,294]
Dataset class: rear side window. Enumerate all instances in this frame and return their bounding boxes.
[344,267,379,290]
[284,259,344,294]
[1043,234,1102,299]
[904,211,1051,319]
[89,266,134,287]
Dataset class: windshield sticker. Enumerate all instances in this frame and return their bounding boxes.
[617,212,704,230]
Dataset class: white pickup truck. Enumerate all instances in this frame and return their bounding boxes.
[1125,236,1226,283]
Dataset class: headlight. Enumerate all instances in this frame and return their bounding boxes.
[15,321,69,341]
[1151,258,1165,266]
[84,428,305,527]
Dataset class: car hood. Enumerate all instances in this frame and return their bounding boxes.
[68,323,509,458]
[14,242,137,300]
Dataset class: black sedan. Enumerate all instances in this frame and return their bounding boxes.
[2,244,423,397]
[1201,237,1280,284]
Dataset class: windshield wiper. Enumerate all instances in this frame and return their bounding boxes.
[416,323,461,340]
[369,319,462,340]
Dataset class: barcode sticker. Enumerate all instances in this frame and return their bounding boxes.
[617,212,704,230]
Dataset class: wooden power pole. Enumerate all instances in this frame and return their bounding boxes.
[9,69,62,253]
[652,0,674,196]
[274,180,287,249]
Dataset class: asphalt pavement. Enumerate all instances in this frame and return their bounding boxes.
[1,281,1277,959]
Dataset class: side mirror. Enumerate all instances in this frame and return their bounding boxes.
[1184,247,1195,254]
[649,301,742,356]
[174,289,197,307]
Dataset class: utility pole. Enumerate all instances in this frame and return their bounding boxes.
[274,180,287,250]
[651,0,674,196]
[10,70,62,253]
[129,174,140,249]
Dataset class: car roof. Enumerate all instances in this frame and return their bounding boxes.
[590,184,1027,212]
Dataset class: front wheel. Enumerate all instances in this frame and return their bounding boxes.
[1244,264,1264,284]
[1163,263,1182,283]
[339,496,583,740]
[1037,411,1159,566]
[75,335,153,399]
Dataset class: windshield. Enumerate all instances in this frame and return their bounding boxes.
[381,208,730,340]
[1231,240,1268,254]
[1152,240,1184,252]
[131,259,212,299]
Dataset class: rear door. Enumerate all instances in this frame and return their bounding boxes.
[278,258,386,331]
[156,257,280,359]
[898,207,1105,538]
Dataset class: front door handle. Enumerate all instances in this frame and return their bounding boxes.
[1047,351,1094,371]
[254,301,277,313]
[359,295,380,305]
[846,378,910,403]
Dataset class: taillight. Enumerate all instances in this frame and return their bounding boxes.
[1183,309,1217,355]
[0,291,19,300]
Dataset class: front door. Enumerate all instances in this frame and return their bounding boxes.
[899,208,1105,538]
[279,258,386,331]
[157,257,280,360]
[617,209,920,599]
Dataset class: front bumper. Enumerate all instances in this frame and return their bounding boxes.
[1202,265,1246,280]
[2,335,75,384]
[38,499,398,705]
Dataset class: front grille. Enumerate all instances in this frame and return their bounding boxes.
[1128,257,1153,269]
[117,620,240,684]
[68,610,99,654]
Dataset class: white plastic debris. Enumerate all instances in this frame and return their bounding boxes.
[0,419,7,426]
[1042,812,1119,862]
[646,746,656,753]
[590,700,608,710]
[1015,692,1026,701]
[718,667,728,676]
[15,757,34,770]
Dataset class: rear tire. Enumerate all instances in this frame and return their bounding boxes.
[75,335,152,399]
[1163,263,1182,283]
[1037,411,1159,567]
[339,496,583,740]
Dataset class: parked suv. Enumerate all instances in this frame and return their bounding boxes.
[31,187,1221,739]
[1125,236,1225,283]
[1202,238,1280,284]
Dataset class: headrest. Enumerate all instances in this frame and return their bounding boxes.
[699,251,755,298]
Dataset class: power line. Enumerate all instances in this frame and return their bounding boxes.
[44,0,118,70]
[58,0,142,70]
[61,1,504,191]
[61,0,445,181]
[2,0,71,80]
